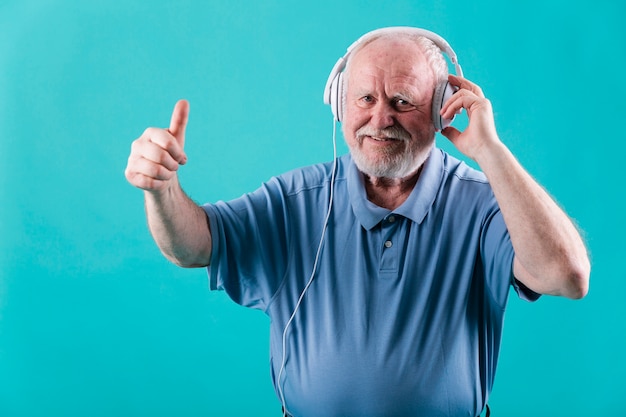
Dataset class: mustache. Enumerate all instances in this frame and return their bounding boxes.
[355,125,412,142]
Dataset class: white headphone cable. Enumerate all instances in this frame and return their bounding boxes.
[277,117,338,416]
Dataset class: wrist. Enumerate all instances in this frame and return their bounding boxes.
[472,138,509,169]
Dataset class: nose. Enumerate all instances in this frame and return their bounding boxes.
[370,102,395,130]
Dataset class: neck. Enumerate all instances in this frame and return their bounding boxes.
[364,166,422,210]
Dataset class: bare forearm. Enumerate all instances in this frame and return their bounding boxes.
[125,100,211,267]
[475,141,590,298]
[145,176,212,268]
[441,75,589,298]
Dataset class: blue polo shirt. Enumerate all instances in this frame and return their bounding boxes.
[203,148,538,417]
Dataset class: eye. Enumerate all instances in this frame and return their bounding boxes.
[356,95,375,108]
[392,97,415,112]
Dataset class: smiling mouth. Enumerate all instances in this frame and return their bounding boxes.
[365,135,400,142]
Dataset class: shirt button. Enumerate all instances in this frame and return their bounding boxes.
[388,215,396,223]
[384,240,393,248]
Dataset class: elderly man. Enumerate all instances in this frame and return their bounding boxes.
[125,27,589,417]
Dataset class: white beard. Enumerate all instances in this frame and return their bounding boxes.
[346,124,435,179]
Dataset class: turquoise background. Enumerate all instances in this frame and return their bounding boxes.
[1,0,624,415]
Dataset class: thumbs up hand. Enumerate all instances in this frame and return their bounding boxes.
[125,100,190,193]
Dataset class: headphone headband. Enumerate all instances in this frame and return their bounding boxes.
[345,27,462,76]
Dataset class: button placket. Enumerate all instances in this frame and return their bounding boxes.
[380,215,400,275]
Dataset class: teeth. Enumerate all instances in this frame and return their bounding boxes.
[359,135,398,142]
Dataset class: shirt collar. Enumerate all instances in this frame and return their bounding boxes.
[347,148,444,230]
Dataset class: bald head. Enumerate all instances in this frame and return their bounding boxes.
[344,32,449,96]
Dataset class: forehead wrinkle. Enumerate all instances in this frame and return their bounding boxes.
[349,69,430,105]
[346,38,435,103]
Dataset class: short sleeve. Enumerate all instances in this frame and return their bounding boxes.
[202,179,290,311]
[481,208,540,307]
[512,276,541,302]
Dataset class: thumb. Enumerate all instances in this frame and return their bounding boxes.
[168,99,190,147]
[440,126,460,143]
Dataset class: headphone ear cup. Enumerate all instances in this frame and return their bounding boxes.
[329,72,344,122]
[432,81,458,131]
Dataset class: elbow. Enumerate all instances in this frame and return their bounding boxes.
[179,260,211,268]
[519,249,590,299]
[162,248,211,269]
[168,254,211,269]
[166,257,209,268]
[566,276,589,300]
[563,258,591,300]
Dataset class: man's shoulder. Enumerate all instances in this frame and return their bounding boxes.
[437,148,489,185]
[273,155,349,196]
[432,148,497,210]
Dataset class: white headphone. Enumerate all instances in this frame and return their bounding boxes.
[323,27,464,131]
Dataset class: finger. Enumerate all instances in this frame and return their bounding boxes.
[131,156,178,181]
[168,99,190,147]
[125,155,177,190]
[440,126,461,143]
[440,90,488,120]
[440,89,472,119]
[142,127,187,165]
[448,75,485,98]
[126,171,171,192]
[131,138,181,172]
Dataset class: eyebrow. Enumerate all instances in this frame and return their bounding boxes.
[351,89,416,102]
[392,92,416,103]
